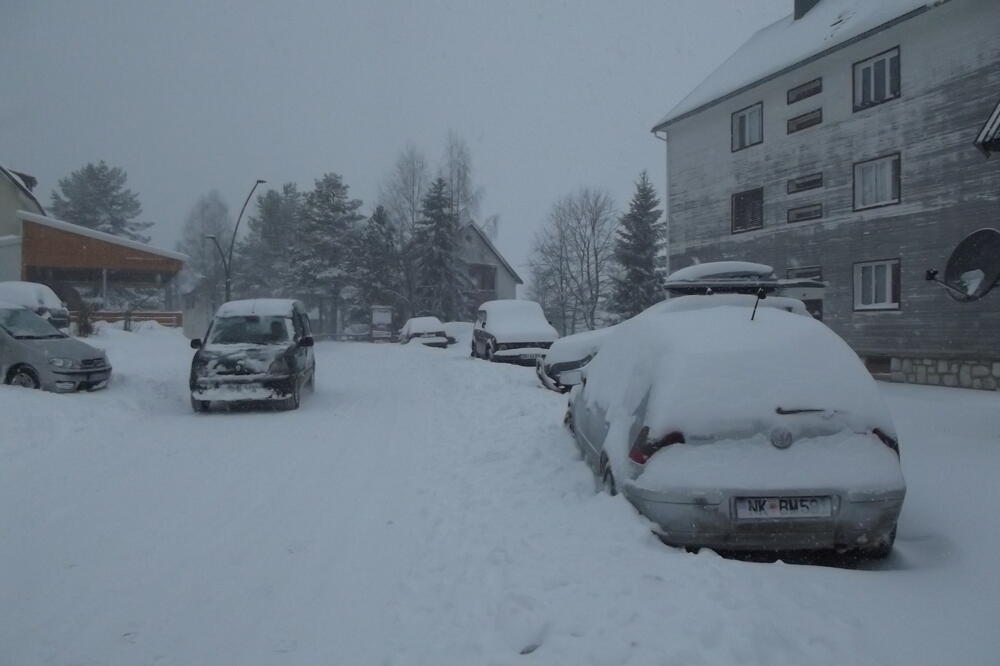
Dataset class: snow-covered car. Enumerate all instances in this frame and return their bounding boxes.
[399,316,451,348]
[0,301,111,391]
[0,281,71,330]
[189,299,316,412]
[471,299,558,365]
[567,294,905,558]
[536,326,615,393]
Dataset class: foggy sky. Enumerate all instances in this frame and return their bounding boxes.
[3,0,789,280]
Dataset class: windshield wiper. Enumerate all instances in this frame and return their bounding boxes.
[776,406,826,415]
[13,335,45,340]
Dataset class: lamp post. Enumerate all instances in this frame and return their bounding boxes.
[205,179,266,302]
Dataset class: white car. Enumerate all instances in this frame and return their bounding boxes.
[567,293,905,557]
[399,316,451,348]
[0,281,70,330]
[471,299,558,365]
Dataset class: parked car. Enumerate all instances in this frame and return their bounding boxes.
[566,294,905,558]
[0,301,111,391]
[471,299,558,364]
[189,299,315,412]
[536,326,616,393]
[0,281,71,330]
[399,316,452,348]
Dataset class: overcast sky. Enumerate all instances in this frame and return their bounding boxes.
[3,0,789,280]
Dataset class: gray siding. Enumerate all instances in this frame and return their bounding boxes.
[663,0,1000,360]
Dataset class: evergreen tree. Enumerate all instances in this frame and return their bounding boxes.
[50,160,153,242]
[411,177,469,320]
[291,173,364,300]
[352,205,400,310]
[176,191,233,308]
[611,171,664,319]
[234,183,303,298]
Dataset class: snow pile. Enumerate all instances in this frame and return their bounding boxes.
[656,0,931,125]
[443,321,473,349]
[480,299,558,343]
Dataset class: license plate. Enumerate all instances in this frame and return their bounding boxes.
[735,496,832,519]
[88,372,108,382]
[522,353,544,360]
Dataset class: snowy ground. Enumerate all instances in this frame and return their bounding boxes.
[3,324,999,665]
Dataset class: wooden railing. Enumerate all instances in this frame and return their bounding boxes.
[71,311,183,327]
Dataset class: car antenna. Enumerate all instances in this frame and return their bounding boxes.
[750,287,766,321]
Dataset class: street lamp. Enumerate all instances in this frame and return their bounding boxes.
[205,178,266,302]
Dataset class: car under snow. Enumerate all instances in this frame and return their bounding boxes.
[399,316,451,348]
[567,294,905,557]
[472,299,558,365]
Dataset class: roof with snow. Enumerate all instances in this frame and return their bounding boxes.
[464,222,523,285]
[17,210,188,263]
[0,165,45,214]
[652,0,934,131]
[975,97,1000,156]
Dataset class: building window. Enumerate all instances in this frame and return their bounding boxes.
[854,47,900,110]
[731,102,763,151]
[787,78,822,104]
[787,203,823,223]
[732,187,763,233]
[787,172,823,194]
[787,108,822,134]
[854,259,900,310]
[854,154,900,210]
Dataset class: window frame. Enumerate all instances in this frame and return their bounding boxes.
[786,265,823,280]
[787,203,823,223]
[787,77,822,105]
[731,187,764,234]
[853,47,901,111]
[787,172,823,194]
[853,153,901,211]
[787,108,823,134]
[853,258,901,311]
[731,102,763,152]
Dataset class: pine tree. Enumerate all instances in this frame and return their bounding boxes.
[234,183,303,298]
[50,160,153,242]
[352,205,400,310]
[411,178,470,321]
[611,171,664,319]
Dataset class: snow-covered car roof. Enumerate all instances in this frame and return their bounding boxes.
[402,316,444,333]
[583,304,892,444]
[666,261,774,282]
[215,299,298,318]
[0,281,64,309]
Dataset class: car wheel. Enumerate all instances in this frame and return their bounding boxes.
[284,380,302,410]
[191,395,210,413]
[7,366,40,389]
[486,342,496,362]
[601,467,617,496]
[470,341,478,358]
[861,526,896,560]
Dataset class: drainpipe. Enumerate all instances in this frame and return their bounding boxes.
[653,128,670,276]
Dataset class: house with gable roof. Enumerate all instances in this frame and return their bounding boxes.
[652,0,1000,388]
[458,221,522,316]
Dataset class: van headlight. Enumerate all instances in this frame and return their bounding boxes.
[49,357,80,369]
[268,357,290,375]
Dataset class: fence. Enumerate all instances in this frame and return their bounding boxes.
[71,311,184,328]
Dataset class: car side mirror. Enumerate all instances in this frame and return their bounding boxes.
[190,338,202,349]
[299,336,314,348]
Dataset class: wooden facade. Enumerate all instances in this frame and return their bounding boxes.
[655,1,1000,380]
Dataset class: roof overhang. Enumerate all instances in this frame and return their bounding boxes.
[465,222,523,284]
[975,97,1000,157]
[17,210,188,262]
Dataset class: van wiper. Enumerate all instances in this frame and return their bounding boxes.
[776,406,826,415]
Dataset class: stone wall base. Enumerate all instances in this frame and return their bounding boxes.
[883,357,1000,390]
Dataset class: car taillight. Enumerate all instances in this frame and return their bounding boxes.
[873,428,900,456]
[628,426,685,465]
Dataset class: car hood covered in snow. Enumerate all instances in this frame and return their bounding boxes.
[543,326,615,367]
[26,334,106,361]
[583,304,896,460]
[197,343,289,376]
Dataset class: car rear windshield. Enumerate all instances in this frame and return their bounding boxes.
[0,308,66,339]
[207,316,292,345]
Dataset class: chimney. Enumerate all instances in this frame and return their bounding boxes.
[11,170,37,192]
[794,0,821,20]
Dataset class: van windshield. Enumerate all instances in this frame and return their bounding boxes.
[0,307,66,340]
[207,316,292,345]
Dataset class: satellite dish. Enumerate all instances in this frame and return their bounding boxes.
[927,228,1000,301]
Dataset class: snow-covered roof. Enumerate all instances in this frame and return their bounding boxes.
[975,97,1000,156]
[0,165,45,214]
[464,223,523,285]
[215,299,297,318]
[652,0,933,130]
[17,210,188,263]
[666,261,774,282]
[0,281,63,309]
